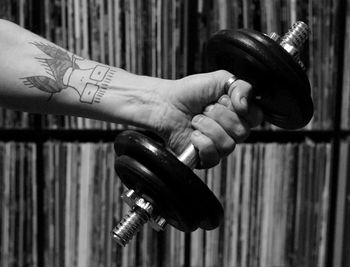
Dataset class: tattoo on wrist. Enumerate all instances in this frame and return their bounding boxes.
[21,42,115,104]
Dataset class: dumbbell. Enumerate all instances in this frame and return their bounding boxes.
[112,21,313,246]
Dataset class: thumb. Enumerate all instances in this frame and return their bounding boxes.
[227,79,254,115]
[207,70,254,115]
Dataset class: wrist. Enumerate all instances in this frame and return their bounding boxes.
[100,68,173,130]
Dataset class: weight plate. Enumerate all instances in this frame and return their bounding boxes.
[206,29,314,129]
[114,130,224,231]
[115,155,200,232]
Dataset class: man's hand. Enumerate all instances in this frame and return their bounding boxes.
[153,70,264,168]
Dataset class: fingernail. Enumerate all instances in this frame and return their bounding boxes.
[240,97,248,107]
[204,105,214,113]
[192,130,201,136]
[192,115,203,123]
[219,95,230,107]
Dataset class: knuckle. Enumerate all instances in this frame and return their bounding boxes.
[221,139,236,156]
[213,103,224,113]
[234,124,250,142]
[213,69,231,78]
[209,103,228,117]
[235,79,253,92]
[211,69,233,90]
[202,136,212,148]
[218,69,232,78]
[240,80,253,91]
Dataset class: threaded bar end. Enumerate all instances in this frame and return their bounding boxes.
[112,208,150,246]
[281,21,309,49]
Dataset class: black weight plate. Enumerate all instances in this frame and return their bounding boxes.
[206,29,314,129]
[115,155,200,232]
[114,130,224,231]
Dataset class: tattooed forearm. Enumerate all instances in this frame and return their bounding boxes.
[93,68,116,103]
[21,42,115,104]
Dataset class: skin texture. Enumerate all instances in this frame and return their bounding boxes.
[0,19,263,168]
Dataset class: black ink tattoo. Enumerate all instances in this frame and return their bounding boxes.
[22,42,79,100]
[21,42,115,104]
[93,69,116,103]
